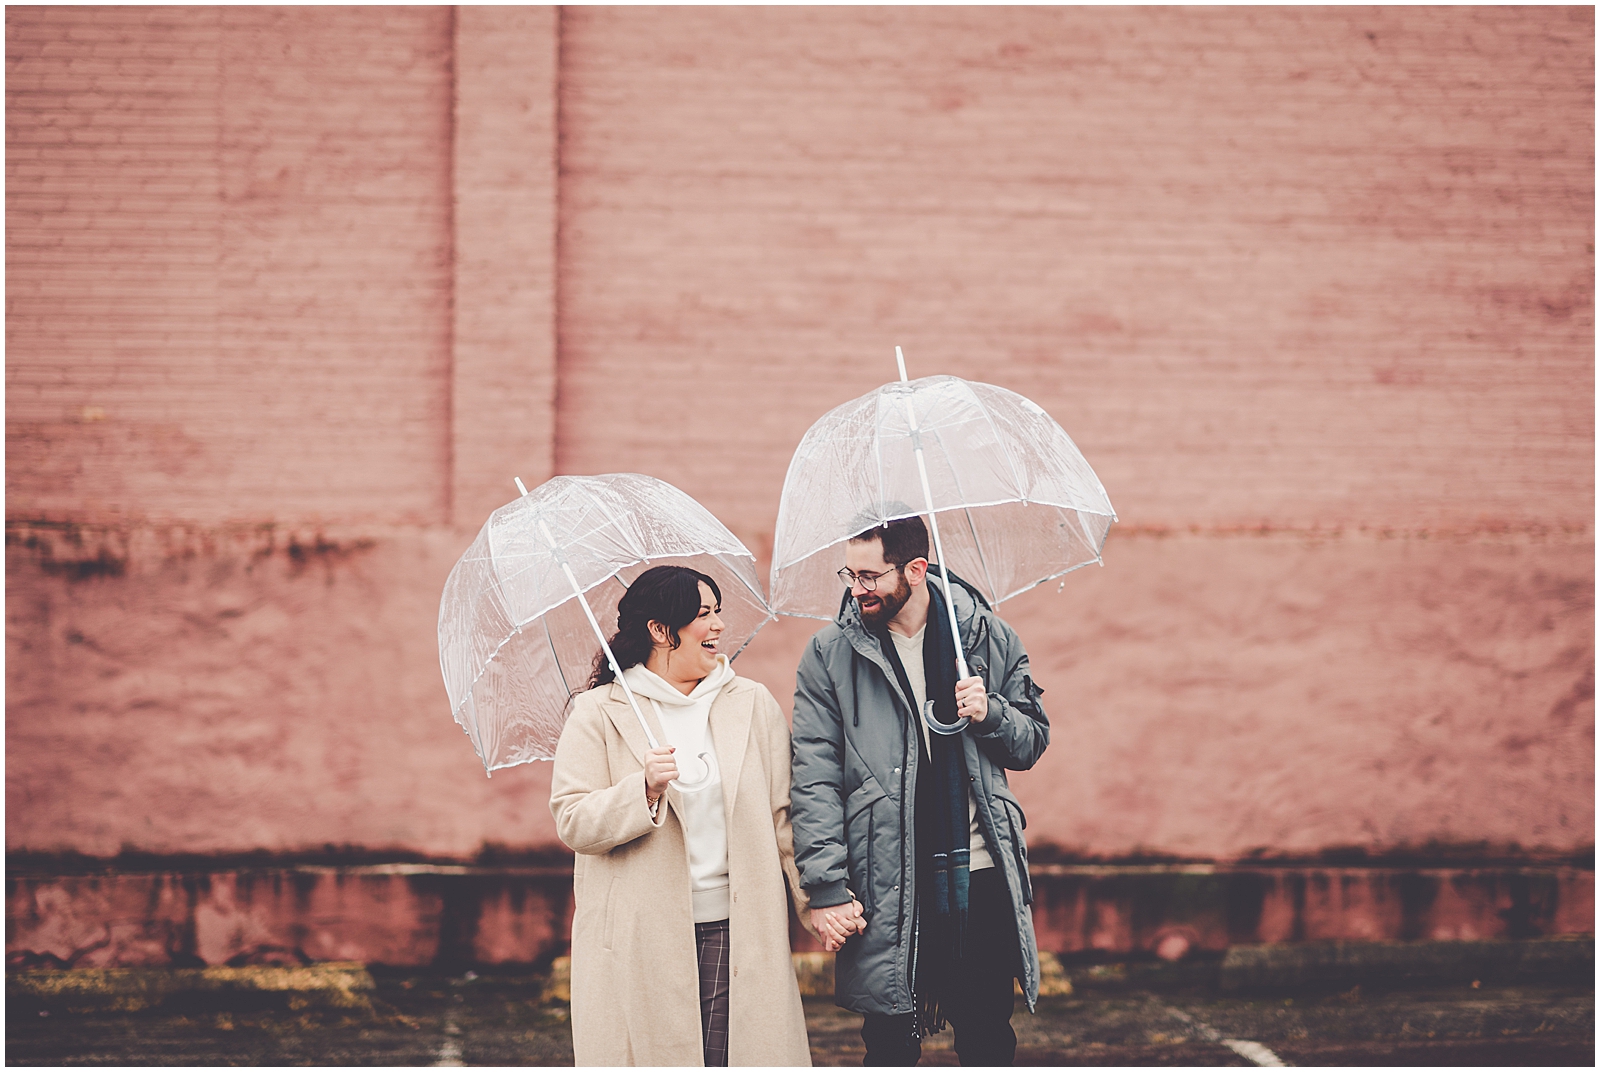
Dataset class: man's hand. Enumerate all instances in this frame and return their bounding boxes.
[643,746,677,807]
[955,676,988,723]
[810,898,866,952]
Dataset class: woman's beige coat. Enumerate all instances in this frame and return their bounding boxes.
[550,675,813,1067]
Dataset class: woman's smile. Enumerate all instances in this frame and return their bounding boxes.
[656,580,725,688]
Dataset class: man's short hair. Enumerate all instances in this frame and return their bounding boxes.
[849,515,929,567]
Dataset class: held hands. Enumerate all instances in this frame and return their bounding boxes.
[956,675,988,723]
[810,898,867,952]
[643,746,677,809]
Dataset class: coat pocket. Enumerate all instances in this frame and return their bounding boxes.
[994,788,1033,905]
[844,780,887,919]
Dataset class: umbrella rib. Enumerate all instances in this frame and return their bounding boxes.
[584,488,650,563]
[716,556,777,660]
[544,613,573,700]
[1076,511,1103,560]
[923,420,1003,603]
[453,622,539,715]
[959,505,1001,603]
[452,694,486,770]
[1080,504,1116,560]
[995,556,1101,605]
[771,495,1036,574]
[969,380,1030,500]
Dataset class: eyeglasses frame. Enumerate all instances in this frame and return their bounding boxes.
[837,561,919,592]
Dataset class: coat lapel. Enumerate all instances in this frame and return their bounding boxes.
[600,683,692,823]
[600,681,660,765]
[839,605,917,718]
[602,681,734,829]
[711,683,753,818]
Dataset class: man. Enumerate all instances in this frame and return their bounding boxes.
[790,515,1049,1066]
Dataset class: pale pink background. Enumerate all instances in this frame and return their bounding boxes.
[7,6,1593,866]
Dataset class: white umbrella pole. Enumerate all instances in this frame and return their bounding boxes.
[533,515,661,751]
[896,347,970,681]
[529,502,714,792]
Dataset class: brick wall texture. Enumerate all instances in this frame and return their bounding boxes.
[6,6,1593,861]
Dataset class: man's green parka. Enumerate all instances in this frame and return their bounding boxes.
[790,572,1050,1017]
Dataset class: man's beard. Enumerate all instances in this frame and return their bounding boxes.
[856,572,910,629]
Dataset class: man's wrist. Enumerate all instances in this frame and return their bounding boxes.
[805,879,851,909]
[972,695,1005,734]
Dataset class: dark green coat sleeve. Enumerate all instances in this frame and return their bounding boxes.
[969,615,1050,770]
[790,634,852,909]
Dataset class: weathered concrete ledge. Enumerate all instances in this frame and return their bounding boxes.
[6,864,575,970]
[1027,862,1594,961]
[7,862,1591,970]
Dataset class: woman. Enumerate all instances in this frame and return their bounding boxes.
[550,565,813,1067]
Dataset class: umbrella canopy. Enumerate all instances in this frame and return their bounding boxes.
[440,473,773,773]
[771,373,1117,622]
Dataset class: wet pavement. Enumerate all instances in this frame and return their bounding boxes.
[8,967,1594,1066]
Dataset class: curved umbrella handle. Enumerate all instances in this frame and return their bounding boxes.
[671,749,717,792]
[922,698,968,737]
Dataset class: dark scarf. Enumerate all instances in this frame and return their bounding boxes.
[877,582,968,1035]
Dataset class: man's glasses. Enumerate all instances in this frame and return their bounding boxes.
[837,564,904,592]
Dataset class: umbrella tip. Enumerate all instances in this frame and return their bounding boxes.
[895,346,908,383]
[514,477,529,496]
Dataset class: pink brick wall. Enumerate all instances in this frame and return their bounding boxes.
[555,5,1593,534]
[451,5,559,525]
[7,5,454,526]
[557,5,1594,857]
[5,6,1592,863]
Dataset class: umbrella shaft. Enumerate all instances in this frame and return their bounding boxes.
[535,518,661,752]
[904,397,970,681]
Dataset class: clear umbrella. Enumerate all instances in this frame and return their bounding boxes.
[770,350,1116,729]
[440,473,773,774]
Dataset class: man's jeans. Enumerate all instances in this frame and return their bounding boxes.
[860,868,1021,1066]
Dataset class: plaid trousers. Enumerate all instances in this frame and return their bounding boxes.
[695,919,731,1067]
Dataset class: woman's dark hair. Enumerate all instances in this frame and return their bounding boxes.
[589,565,723,688]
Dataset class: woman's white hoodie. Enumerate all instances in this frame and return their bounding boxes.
[621,654,735,923]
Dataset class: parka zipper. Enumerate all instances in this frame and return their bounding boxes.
[902,683,919,1033]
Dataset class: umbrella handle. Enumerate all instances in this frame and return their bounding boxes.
[672,750,717,793]
[641,696,717,792]
[922,699,967,737]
